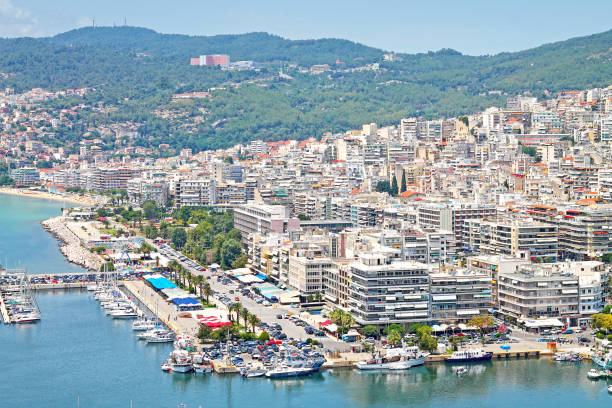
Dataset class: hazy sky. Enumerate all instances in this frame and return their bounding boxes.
[2,0,611,55]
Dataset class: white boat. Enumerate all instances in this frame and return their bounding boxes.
[446,349,493,363]
[146,332,175,343]
[161,363,171,372]
[110,308,138,319]
[168,350,193,373]
[241,369,266,378]
[13,312,41,324]
[608,385,612,394]
[587,368,602,379]
[86,284,97,291]
[132,320,157,331]
[454,366,468,375]
[356,347,428,371]
[194,364,213,374]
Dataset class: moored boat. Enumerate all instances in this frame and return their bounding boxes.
[446,349,493,363]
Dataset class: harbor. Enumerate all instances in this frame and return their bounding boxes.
[0,268,41,324]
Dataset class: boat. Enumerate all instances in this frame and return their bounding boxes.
[554,352,582,362]
[110,307,138,319]
[587,368,603,379]
[608,385,612,394]
[146,331,175,343]
[265,356,325,378]
[167,349,193,373]
[161,363,171,372]
[446,349,493,363]
[241,368,266,378]
[453,366,468,375]
[86,284,97,291]
[194,364,213,374]
[132,319,157,331]
[356,347,429,371]
[12,312,41,324]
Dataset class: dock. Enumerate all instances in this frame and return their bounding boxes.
[0,295,10,324]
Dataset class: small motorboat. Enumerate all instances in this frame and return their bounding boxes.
[241,368,267,378]
[193,364,213,374]
[608,385,612,394]
[161,363,171,372]
[587,369,602,379]
[453,366,468,375]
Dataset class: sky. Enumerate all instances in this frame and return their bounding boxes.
[2,0,611,55]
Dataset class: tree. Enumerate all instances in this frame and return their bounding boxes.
[231,302,243,323]
[419,333,438,351]
[142,200,161,220]
[400,169,407,193]
[360,325,379,338]
[258,331,270,342]
[197,325,212,340]
[231,253,248,269]
[193,275,204,299]
[248,313,259,333]
[384,323,406,336]
[203,283,213,305]
[408,322,428,334]
[99,261,115,272]
[241,308,250,328]
[171,227,187,248]
[390,175,399,197]
[220,238,242,269]
[387,330,402,346]
[138,242,155,258]
[297,214,311,221]
[469,314,495,338]
[375,180,391,194]
[416,325,432,341]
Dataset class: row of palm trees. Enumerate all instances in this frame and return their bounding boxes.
[228,302,260,333]
[167,259,213,305]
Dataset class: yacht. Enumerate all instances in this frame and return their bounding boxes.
[446,349,493,363]
[132,319,158,331]
[110,307,138,319]
[587,368,603,379]
[13,312,41,324]
[146,331,175,343]
[265,357,325,378]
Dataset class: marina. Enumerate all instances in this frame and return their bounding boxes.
[0,268,41,324]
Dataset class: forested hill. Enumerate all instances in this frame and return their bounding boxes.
[49,27,384,67]
[0,27,611,152]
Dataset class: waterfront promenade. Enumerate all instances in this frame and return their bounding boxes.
[124,280,200,336]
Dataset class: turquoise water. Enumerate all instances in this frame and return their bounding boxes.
[2,195,612,407]
[0,193,82,274]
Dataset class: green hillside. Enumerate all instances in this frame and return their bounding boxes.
[0,27,610,151]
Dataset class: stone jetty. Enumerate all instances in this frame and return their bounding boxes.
[41,216,101,271]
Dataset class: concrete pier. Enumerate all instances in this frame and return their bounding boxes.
[0,296,10,324]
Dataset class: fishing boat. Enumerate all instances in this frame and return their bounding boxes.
[446,349,493,363]
[356,347,429,371]
[167,349,193,373]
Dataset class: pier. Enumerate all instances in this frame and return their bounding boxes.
[0,268,41,324]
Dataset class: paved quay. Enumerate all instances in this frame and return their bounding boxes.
[123,280,200,336]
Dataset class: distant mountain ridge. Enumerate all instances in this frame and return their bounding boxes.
[0,26,610,151]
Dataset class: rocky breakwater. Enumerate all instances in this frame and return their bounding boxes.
[41,216,101,271]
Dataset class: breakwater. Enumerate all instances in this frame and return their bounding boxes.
[41,216,101,271]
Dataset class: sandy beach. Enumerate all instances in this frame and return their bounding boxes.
[0,187,102,206]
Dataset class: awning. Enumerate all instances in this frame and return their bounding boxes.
[456,309,480,316]
[431,324,443,332]
[432,294,457,302]
[562,289,578,295]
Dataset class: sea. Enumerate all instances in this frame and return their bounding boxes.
[1,194,611,408]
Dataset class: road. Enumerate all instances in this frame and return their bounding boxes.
[156,244,351,352]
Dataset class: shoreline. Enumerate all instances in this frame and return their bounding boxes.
[41,216,102,271]
[0,187,101,206]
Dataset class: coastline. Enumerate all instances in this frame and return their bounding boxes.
[0,187,101,206]
[41,216,102,271]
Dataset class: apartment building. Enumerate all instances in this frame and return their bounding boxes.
[10,167,39,186]
[287,253,333,296]
[430,271,492,321]
[497,266,579,319]
[174,179,216,207]
[127,178,169,206]
[92,167,135,191]
[418,202,497,246]
[234,204,298,241]
[465,217,558,261]
[348,253,431,326]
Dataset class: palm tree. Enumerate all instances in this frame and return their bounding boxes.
[203,283,213,305]
[193,275,203,298]
[329,309,344,325]
[229,303,240,323]
[138,242,155,259]
[340,311,354,328]
[247,313,259,333]
[241,308,249,328]
[232,302,243,323]
[186,271,193,292]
